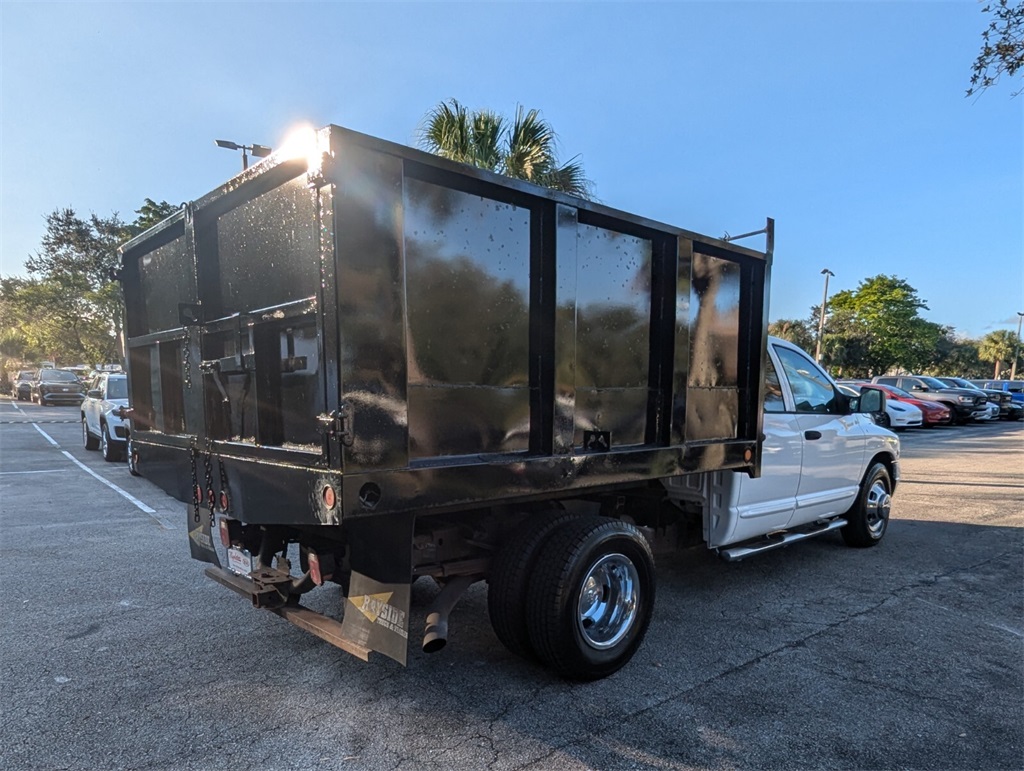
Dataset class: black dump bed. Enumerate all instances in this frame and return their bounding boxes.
[120,125,771,531]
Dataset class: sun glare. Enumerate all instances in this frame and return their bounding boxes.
[278,124,325,174]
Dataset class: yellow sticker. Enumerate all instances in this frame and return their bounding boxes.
[348,592,394,624]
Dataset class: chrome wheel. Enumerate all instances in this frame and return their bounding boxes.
[842,462,892,548]
[577,553,640,650]
[864,478,891,538]
[526,517,655,680]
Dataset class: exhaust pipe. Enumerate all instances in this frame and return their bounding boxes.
[422,575,476,653]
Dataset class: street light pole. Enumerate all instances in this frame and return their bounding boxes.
[215,139,273,171]
[1011,311,1024,380]
[815,268,834,362]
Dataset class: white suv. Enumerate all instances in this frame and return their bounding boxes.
[81,373,129,462]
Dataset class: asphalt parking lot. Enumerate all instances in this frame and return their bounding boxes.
[1,398,1021,770]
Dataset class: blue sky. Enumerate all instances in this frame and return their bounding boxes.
[2,1,1021,339]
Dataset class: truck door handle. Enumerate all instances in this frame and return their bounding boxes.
[804,430,822,440]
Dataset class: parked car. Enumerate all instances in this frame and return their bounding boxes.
[30,369,86,406]
[869,375,988,425]
[971,380,1024,406]
[837,384,922,430]
[13,370,36,401]
[858,382,953,427]
[936,377,1022,421]
[81,372,129,461]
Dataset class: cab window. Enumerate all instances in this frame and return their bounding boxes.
[774,346,839,414]
[764,356,785,413]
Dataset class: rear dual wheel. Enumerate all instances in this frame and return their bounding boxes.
[489,514,655,680]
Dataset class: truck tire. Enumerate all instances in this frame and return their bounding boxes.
[525,516,655,681]
[487,510,581,660]
[126,434,141,476]
[841,462,892,548]
[82,416,99,450]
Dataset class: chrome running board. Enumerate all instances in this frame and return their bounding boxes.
[717,518,848,562]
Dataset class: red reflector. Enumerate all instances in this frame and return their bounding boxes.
[322,485,336,510]
[207,488,216,507]
[218,519,231,548]
[194,485,203,504]
[219,491,229,511]
[308,551,323,586]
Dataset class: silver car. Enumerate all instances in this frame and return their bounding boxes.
[81,373,129,461]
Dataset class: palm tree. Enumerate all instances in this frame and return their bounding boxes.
[978,329,1017,378]
[418,99,593,199]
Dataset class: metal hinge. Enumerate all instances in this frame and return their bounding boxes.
[317,404,353,447]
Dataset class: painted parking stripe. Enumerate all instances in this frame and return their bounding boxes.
[60,450,160,516]
[32,423,60,447]
[28,422,169,525]
[0,469,65,475]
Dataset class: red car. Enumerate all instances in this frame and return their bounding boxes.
[867,383,952,427]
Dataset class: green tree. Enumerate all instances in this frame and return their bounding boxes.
[768,318,815,351]
[418,99,594,198]
[820,275,940,376]
[968,0,1024,97]
[4,199,175,367]
[978,329,1019,377]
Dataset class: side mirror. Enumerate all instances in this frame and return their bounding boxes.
[857,387,886,415]
[87,389,102,399]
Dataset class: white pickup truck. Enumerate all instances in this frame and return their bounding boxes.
[667,336,900,559]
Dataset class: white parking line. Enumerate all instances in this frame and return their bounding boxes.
[0,469,65,475]
[60,450,159,516]
[32,424,60,447]
[22,420,174,529]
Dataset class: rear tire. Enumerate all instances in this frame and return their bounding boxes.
[525,516,655,681]
[83,417,99,450]
[488,510,580,660]
[126,434,141,476]
[841,462,892,548]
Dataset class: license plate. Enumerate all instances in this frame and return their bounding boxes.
[227,547,253,575]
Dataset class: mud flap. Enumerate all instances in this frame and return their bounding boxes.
[338,513,416,665]
[187,509,222,568]
[341,573,411,665]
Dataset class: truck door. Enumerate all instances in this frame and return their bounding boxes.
[771,343,867,525]
[197,173,331,465]
[719,350,802,545]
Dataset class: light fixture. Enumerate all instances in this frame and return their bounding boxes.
[215,139,273,170]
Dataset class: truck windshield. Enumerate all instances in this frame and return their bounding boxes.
[917,376,949,390]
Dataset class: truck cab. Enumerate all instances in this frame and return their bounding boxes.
[672,337,899,556]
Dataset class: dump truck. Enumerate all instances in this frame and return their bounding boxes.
[118,124,897,680]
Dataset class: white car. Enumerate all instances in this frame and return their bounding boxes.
[81,372,129,462]
[973,401,999,421]
[837,384,922,430]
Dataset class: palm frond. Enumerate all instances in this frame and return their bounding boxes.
[418,99,474,164]
[503,105,557,182]
[535,156,594,199]
[469,110,504,171]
